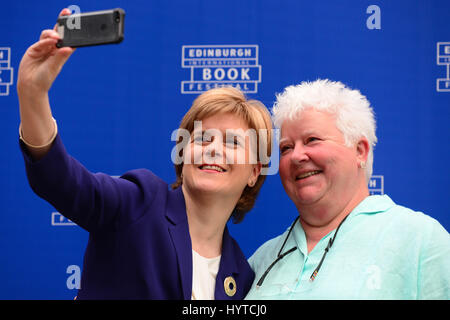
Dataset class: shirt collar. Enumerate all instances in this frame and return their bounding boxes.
[291,194,396,255]
[349,194,396,218]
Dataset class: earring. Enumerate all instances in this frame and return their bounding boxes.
[359,161,366,169]
[248,179,256,187]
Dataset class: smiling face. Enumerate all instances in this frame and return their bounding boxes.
[181,112,261,200]
[279,108,367,223]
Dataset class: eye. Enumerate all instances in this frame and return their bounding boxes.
[225,136,241,148]
[192,135,203,144]
[193,132,212,144]
[306,137,320,144]
[280,144,292,154]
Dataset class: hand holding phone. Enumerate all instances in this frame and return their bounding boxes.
[56,8,125,48]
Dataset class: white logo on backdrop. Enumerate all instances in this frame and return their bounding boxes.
[0,47,13,96]
[437,42,450,92]
[181,45,262,94]
[51,212,77,226]
[368,175,384,195]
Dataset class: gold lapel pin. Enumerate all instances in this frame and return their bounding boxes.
[224,276,236,297]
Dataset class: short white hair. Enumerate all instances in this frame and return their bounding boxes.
[272,79,377,181]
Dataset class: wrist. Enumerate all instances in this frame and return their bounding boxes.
[19,117,58,149]
[17,82,48,99]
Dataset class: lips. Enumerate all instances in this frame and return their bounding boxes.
[199,164,227,173]
[295,170,322,180]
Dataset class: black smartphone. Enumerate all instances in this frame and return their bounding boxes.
[56,8,125,48]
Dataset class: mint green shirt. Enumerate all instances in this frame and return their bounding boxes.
[246,195,450,299]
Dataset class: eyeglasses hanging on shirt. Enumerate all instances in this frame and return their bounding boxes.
[256,214,349,288]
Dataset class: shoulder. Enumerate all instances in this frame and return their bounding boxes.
[370,195,450,256]
[383,196,448,237]
[248,228,290,274]
[382,198,450,299]
[119,169,168,195]
[120,168,166,185]
[113,169,174,224]
[359,195,446,234]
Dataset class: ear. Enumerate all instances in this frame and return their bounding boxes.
[248,162,262,187]
[355,137,370,165]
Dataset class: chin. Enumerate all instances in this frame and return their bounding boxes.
[291,188,324,206]
[192,181,225,194]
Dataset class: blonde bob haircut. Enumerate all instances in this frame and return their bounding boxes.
[172,86,273,223]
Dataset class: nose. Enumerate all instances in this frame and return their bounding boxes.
[203,136,224,163]
[290,143,309,165]
[206,147,216,158]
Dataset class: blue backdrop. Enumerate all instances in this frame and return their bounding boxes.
[1,0,449,299]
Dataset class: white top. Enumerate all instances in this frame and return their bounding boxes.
[191,250,221,300]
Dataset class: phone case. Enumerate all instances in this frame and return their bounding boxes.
[56,8,125,48]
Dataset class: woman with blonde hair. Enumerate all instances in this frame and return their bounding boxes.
[17,9,272,300]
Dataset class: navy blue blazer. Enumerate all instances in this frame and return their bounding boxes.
[20,134,254,299]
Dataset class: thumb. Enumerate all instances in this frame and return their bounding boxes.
[49,47,75,74]
[53,46,75,65]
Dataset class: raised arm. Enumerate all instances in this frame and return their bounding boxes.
[17,8,74,160]
[17,9,162,232]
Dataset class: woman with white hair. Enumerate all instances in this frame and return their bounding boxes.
[245,79,450,299]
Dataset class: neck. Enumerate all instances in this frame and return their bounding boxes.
[182,185,237,258]
[298,186,369,253]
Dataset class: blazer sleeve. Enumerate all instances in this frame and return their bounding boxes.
[19,134,163,233]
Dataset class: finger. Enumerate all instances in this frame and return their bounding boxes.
[40,29,60,41]
[50,45,75,57]
[48,46,76,70]
[27,38,59,58]
[32,37,59,50]
[53,8,72,31]
[59,8,72,16]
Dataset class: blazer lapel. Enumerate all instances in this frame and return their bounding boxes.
[215,226,239,300]
[166,187,192,300]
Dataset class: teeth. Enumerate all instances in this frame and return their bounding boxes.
[201,165,225,172]
[296,170,321,180]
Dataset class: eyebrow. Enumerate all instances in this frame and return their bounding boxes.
[225,131,246,138]
[303,129,321,136]
[279,130,323,144]
[192,129,246,141]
